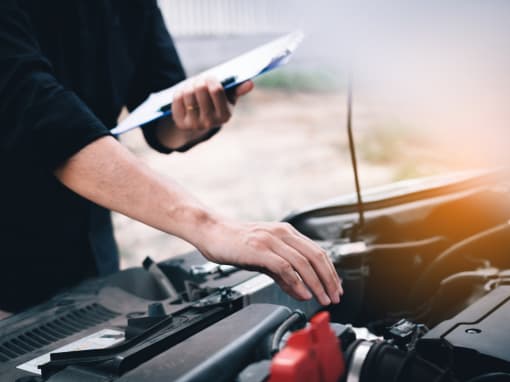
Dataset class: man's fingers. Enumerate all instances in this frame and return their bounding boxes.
[282,233,342,303]
[288,224,343,291]
[271,222,342,301]
[172,88,186,123]
[206,78,231,121]
[182,84,200,128]
[267,235,331,305]
[193,79,216,128]
[259,252,313,301]
[171,76,250,132]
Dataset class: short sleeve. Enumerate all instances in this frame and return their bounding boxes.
[0,0,112,170]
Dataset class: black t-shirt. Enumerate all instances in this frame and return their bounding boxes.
[0,0,186,312]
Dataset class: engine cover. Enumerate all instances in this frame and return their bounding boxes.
[417,285,510,378]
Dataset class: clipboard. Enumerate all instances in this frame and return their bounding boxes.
[111,31,304,135]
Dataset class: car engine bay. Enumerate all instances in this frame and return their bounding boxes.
[290,169,510,381]
[1,169,510,381]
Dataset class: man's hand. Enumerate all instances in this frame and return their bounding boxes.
[195,220,343,306]
[155,78,254,149]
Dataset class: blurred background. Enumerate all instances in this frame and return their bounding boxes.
[115,0,510,268]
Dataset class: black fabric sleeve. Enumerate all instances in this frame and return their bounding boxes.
[0,0,112,170]
[126,1,221,154]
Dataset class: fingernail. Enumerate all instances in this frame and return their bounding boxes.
[303,290,313,300]
[338,280,344,295]
[322,294,331,306]
[331,294,340,304]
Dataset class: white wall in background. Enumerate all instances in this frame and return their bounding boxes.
[158,0,293,36]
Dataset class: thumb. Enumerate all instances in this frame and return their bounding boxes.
[235,80,255,97]
[228,80,254,104]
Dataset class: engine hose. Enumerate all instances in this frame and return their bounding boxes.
[342,341,457,382]
[366,236,449,256]
[270,310,307,356]
[409,221,510,304]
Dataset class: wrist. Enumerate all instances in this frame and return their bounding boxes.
[155,116,221,152]
[176,206,236,263]
[155,117,200,150]
[165,202,220,251]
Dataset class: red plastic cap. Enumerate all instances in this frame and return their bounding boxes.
[269,311,345,382]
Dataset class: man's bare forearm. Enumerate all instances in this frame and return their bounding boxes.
[54,136,216,245]
[54,135,343,306]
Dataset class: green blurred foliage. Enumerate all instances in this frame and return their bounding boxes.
[254,70,340,92]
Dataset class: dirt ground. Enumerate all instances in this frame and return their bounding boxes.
[114,88,399,268]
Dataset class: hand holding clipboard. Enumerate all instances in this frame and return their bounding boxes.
[112,31,304,135]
